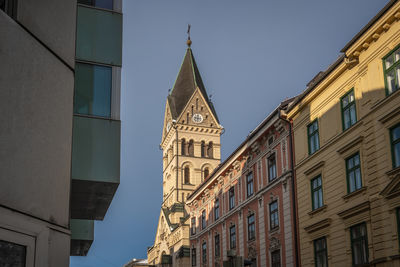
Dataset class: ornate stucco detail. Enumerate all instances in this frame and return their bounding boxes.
[269,237,280,251]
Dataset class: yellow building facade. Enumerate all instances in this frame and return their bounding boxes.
[147,46,223,266]
[287,1,400,266]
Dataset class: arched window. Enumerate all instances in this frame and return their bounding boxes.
[204,167,209,180]
[201,141,206,157]
[187,113,190,124]
[207,142,213,158]
[184,166,190,184]
[188,139,194,156]
[181,139,186,155]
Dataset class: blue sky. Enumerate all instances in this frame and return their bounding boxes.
[71,1,388,266]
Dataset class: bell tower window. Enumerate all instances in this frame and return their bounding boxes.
[207,142,213,158]
[184,166,190,184]
[181,139,186,155]
[188,140,194,156]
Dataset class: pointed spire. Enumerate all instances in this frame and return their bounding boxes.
[167,47,219,123]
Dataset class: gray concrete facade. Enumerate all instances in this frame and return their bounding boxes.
[0,0,76,265]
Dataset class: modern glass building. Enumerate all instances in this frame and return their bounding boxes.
[70,0,122,256]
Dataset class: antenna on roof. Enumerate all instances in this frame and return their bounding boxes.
[186,24,192,47]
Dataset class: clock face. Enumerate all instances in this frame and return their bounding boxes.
[167,122,172,132]
[192,113,203,123]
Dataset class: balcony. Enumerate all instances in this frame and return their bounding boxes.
[70,219,94,256]
[70,115,120,220]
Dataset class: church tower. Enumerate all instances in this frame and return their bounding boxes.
[147,39,223,267]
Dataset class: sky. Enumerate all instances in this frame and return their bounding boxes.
[71,1,389,266]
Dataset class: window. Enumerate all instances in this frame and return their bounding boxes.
[0,240,26,267]
[391,124,400,168]
[207,142,213,158]
[204,168,209,180]
[269,201,279,230]
[341,89,357,130]
[268,154,277,181]
[191,248,196,266]
[78,0,114,10]
[271,250,281,267]
[202,242,207,264]
[350,223,369,266]
[191,217,196,235]
[181,139,186,155]
[201,141,206,157]
[308,120,320,155]
[201,210,206,229]
[229,187,235,210]
[246,172,254,197]
[188,140,194,156]
[214,234,220,258]
[229,225,236,249]
[0,0,17,18]
[383,46,400,95]
[214,199,219,221]
[311,175,323,210]
[248,214,255,241]
[268,136,274,146]
[314,237,328,267]
[346,153,362,193]
[74,63,112,118]
[184,166,190,184]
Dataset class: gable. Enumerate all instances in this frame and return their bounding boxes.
[161,101,173,143]
[176,87,219,128]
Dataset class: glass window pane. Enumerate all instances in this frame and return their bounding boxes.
[74,63,112,118]
[355,169,362,189]
[349,172,355,192]
[349,91,355,102]
[350,105,356,125]
[395,48,400,62]
[354,154,360,166]
[95,0,113,9]
[342,96,349,107]
[393,126,400,141]
[394,143,400,168]
[386,55,394,68]
[344,109,350,129]
[387,69,396,94]
[0,240,26,267]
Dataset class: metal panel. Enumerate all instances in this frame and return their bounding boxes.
[70,219,94,256]
[76,6,122,66]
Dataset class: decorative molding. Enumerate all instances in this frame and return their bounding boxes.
[304,161,325,176]
[269,237,281,251]
[337,201,370,219]
[304,218,332,233]
[378,105,400,124]
[337,136,364,155]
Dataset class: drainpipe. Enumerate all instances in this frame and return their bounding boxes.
[281,112,300,267]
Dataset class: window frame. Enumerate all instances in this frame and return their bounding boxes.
[229,225,236,249]
[214,198,219,221]
[247,214,255,241]
[383,44,400,95]
[346,152,362,193]
[314,237,328,267]
[340,88,357,131]
[184,166,190,184]
[214,234,220,258]
[202,242,207,264]
[271,250,281,267]
[350,223,369,266]
[201,210,206,230]
[269,201,279,230]
[268,153,277,181]
[311,175,324,210]
[0,0,18,19]
[308,119,320,155]
[246,172,254,197]
[191,217,196,235]
[229,187,235,210]
[191,247,196,266]
[390,123,400,169]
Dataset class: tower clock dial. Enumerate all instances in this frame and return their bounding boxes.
[166,122,172,132]
[192,113,203,123]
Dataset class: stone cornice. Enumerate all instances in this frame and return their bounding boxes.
[304,218,331,233]
[337,201,370,219]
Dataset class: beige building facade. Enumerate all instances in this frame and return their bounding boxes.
[287,0,400,266]
[147,45,223,266]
